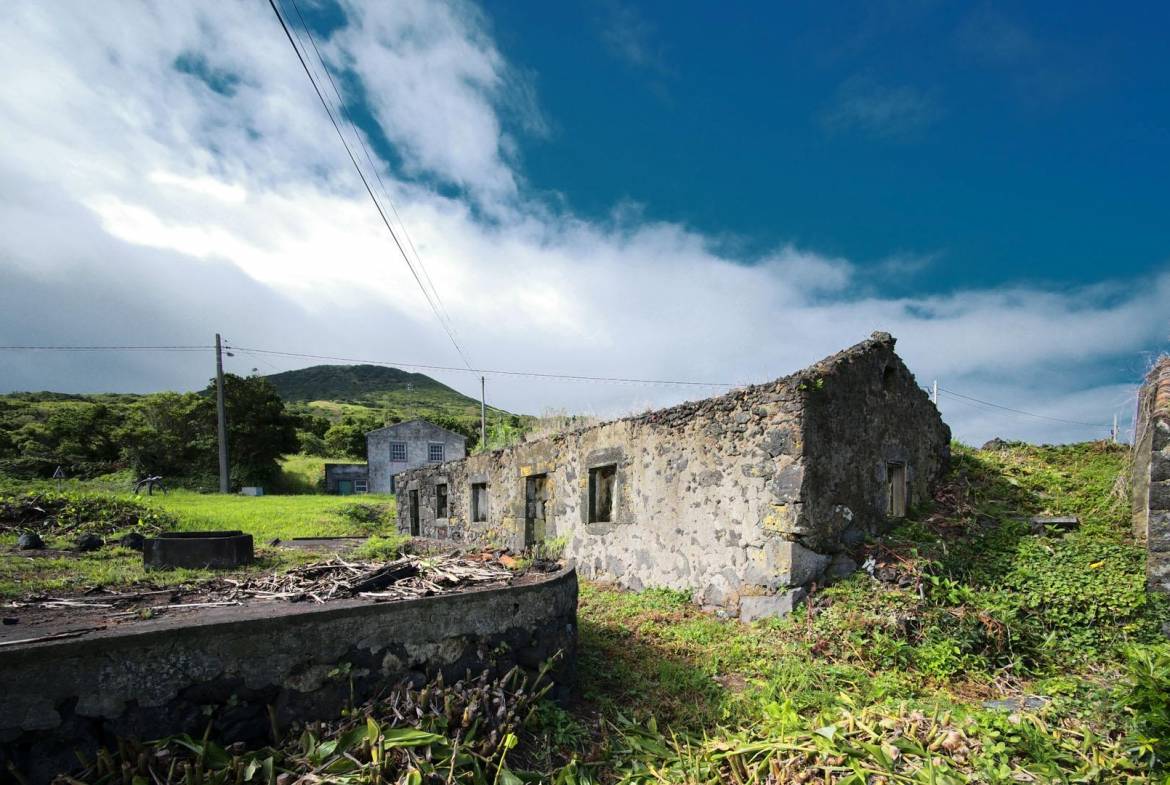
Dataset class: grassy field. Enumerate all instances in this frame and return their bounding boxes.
[142,489,395,541]
[1,485,398,597]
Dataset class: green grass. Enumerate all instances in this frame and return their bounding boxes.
[141,491,387,540]
[1,486,399,597]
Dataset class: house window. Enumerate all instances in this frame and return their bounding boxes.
[887,463,908,518]
[354,479,368,494]
[436,483,448,518]
[428,443,444,463]
[588,464,617,523]
[471,482,488,522]
[390,442,407,462]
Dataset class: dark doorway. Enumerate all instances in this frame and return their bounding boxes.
[408,489,420,535]
[887,463,908,518]
[524,474,549,547]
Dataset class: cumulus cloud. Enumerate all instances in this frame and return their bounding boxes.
[0,1,1165,447]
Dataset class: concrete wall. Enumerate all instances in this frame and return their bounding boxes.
[367,420,467,494]
[1133,357,1170,592]
[396,334,950,619]
[0,567,577,784]
[324,462,369,494]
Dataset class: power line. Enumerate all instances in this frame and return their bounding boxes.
[937,387,1107,428]
[281,0,462,350]
[0,345,212,351]
[225,345,737,388]
[0,344,1125,426]
[265,0,473,370]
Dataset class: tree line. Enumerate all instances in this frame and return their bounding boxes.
[0,376,505,489]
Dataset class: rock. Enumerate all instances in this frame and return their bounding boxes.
[982,696,1050,712]
[75,533,104,552]
[1029,516,1079,535]
[119,532,145,551]
[980,437,1014,451]
[825,552,859,583]
[739,589,807,622]
[17,532,45,550]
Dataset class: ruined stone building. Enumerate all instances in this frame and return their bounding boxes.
[1133,356,1170,593]
[395,333,950,619]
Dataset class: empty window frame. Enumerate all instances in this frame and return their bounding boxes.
[588,464,617,523]
[390,442,407,462]
[471,482,488,522]
[887,463,908,518]
[428,443,445,463]
[354,479,368,494]
[436,483,448,518]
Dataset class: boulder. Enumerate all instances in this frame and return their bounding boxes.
[119,532,146,551]
[17,532,44,550]
[75,533,104,552]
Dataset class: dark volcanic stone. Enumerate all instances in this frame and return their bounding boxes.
[17,532,44,550]
[119,532,146,551]
[75,533,104,552]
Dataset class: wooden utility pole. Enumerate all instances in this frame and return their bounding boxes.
[480,375,487,450]
[1112,413,1119,443]
[215,333,230,493]
[932,380,938,405]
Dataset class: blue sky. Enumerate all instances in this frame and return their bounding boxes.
[0,1,1166,444]
[461,1,1170,291]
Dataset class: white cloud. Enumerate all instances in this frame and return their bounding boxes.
[0,0,1166,448]
[823,74,940,139]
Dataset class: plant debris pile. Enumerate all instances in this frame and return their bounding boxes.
[211,554,519,604]
[61,659,561,785]
[0,491,174,537]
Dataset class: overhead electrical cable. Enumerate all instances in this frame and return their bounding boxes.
[0,345,1120,428]
[937,387,1106,428]
[265,0,473,370]
[0,345,212,352]
[282,0,462,349]
[225,345,737,388]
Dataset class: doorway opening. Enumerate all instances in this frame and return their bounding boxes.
[408,489,420,535]
[524,474,549,547]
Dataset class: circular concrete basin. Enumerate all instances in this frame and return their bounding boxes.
[143,531,254,570]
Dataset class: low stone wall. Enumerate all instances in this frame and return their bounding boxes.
[0,566,577,784]
[1134,357,1170,592]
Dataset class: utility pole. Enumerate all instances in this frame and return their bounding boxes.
[1112,413,1118,444]
[480,375,486,450]
[932,379,938,405]
[215,333,230,493]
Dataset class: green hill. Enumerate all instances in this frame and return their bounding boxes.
[262,364,519,428]
[264,364,464,404]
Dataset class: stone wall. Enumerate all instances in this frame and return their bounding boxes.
[367,420,467,494]
[1133,357,1170,592]
[0,567,577,785]
[396,334,950,619]
[798,334,952,553]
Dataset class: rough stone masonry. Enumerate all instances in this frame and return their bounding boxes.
[1133,356,1170,593]
[396,333,951,619]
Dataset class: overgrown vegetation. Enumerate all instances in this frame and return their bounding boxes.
[0,374,298,486]
[19,441,1170,782]
[0,488,398,597]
